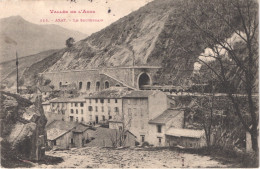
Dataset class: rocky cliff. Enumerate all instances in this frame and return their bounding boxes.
[0,92,47,167]
[27,0,200,84]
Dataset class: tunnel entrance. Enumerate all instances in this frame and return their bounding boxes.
[138,73,151,89]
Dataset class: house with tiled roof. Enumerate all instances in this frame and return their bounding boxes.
[165,128,206,148]
[46,120,91,149]
[148,108,184,146]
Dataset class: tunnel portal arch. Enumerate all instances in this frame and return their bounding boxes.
[137,72,152,89]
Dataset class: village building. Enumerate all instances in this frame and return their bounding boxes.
[46,120,135,149]
[109,90,173,144]
[46,120,90,149]
[165,128,206,148]
[48,98,71,121]
[148,108,184,146]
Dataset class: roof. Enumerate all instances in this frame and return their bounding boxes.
[85,87,130,99]
[46,120,78,140]
[122,90,158,98]
[149,108,183,124]
[49,97,71,103]
[72,124,89,133]
[165,128,205,138]
[69,96,85,102]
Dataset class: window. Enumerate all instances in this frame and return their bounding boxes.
[79,82,82,90]
[140,108,143,117]
[88,106,93,111]
[158,137,162,144]
[81,109,83,114]
[119,126,123,131]
[96,81,100,91]
[89,99,91,104]
[75,103,78,107]
[141,135,145,142]
[80,103,84,107]
[114,107,119,112]
[76,117,78,122]
[59,82,62,88]
[54,140,56,146]
[104,81,110,89]
[115,99,118,103]
[100,99,104,103]
[62,110,65,115]
[86,82,91,90]
[81,117,84,122]
[108,99,110,103]
[70,116,74,122]
[102,115,105,121]
[71,138,74,144]
[95,99,98,103]
[157,125,162,133]
[95,106,98,112]
[71,109,74,114]
[108,106,111,113]
[101,106,104,112]
[109,116,112,119]
[76,109,78,114]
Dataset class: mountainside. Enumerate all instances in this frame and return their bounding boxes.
[0,49,59,87]
[0,16,86,63]
[44,0,198,77]
[24,0,249,85]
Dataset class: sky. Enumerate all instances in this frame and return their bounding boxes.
[0,0,153,35]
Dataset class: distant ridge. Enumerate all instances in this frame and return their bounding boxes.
[0,15,87,63]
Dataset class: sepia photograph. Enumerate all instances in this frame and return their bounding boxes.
[0,0,259,168]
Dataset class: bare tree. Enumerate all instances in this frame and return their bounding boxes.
[180,0,258,152]
[109,111,132,147]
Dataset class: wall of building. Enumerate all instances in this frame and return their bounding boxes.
[148,124,166,146]
[67,98,122,124]
[53,131,74,149]
[147,111,184,146]
[122,98,149,143]
[165,135,206,148]
[41,67,161,91]
[148,92,169,121]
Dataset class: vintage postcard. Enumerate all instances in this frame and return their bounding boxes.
[0,0,258,168]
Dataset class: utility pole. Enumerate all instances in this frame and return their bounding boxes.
[132,49,135,87]
[16,51,19,94]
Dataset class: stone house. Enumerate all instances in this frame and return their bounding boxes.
[46,120,90,149]
[109,90,171,144]
[165,128,206,148]
[148,108,184,146]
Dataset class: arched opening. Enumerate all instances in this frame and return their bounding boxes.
[104,81,110,89]
[138,73,151,89]
[79,82,82,90]
[115,84,120,87]
[86,82,91,90]
[96,81,100,91]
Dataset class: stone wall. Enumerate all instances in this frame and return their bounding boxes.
[41,67,161,91]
